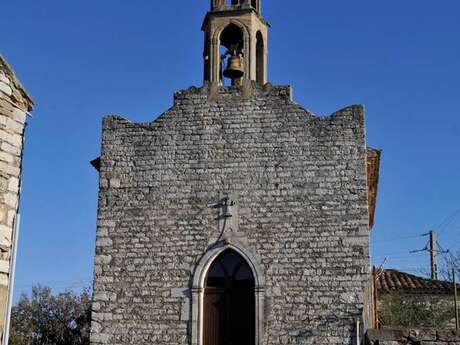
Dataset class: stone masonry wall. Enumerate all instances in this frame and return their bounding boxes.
[366,328,460,345]
[91,83,370,345]
[0,56,33,340]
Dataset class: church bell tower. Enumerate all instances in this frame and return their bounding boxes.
[202,0,269,85]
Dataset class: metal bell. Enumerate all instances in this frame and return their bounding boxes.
[223,55,244,80]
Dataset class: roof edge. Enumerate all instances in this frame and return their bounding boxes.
[0,55,35,112]
[367,147,381,229]
[376,268,460,296]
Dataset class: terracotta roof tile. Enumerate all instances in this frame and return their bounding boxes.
[376,269,459,295]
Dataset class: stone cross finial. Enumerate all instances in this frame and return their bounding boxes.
[221,195,235,218]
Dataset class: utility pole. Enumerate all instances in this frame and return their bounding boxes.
[411,230,448,280]
[454,268,459,330]
[430,230,438,280]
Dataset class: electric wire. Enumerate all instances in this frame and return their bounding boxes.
[436,206,460,234]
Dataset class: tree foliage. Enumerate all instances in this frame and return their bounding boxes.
[379,292,455,329]
[9,285,91,345]
[441,250,460,282]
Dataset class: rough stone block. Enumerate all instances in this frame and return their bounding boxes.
[0,224,11,240]
[0,141,21,157]
[0,152,14,164]
[8,177,19,193]
[7,210,15,227]
[5,118,24,134]
[94,255,112,265]
[11,109,26,124]
[0,231,10,249]
[0,259,9,274]
[0,273,8,286]
[413,329,438,341]
[90,333,110,344]
[95,238,113,247]
[171,287,188,297]
[0,72,9,85]
[3,193,17,208]
[438,330,460,342]
[0,82,12,97]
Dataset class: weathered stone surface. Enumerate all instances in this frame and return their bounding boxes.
[90,333,110,344]
[438,330,460,342]
[8,177,19,193]
[414,329,438,341]
[0,83,12,97]
[0,152,14,164]
[5,118,23,135]
[0,72,9,85]
[0,261,9,274]
[91,84,370,345]
[0,224,12,239]
[0,141,21,157]
[366,328,408,343]
[11,109,26,124]
[365,328,460,345]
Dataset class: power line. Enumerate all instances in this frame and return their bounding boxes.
[374,256,426,261]
[374,234,425,243]
[374,251,426,257]
[436,206,460,234]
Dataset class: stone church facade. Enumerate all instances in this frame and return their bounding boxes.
[90,1,378,345]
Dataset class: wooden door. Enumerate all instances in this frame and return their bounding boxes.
[204,288,224,345]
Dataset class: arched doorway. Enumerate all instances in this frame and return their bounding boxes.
[203,249,255,345]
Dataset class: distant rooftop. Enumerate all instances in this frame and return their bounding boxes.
[376,269,459,295]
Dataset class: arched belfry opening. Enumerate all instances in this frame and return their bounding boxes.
[220,24,245,85]
[256,31,265,85]
[211,0,251,10]
[203,249,255,345]
[203,0,269,85]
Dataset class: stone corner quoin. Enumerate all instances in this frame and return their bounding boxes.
[0,55,34,341]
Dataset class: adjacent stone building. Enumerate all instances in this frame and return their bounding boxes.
[365,328,460,345]
[90,1,379,345]
[0,55,34,342]
[375,269,460,329]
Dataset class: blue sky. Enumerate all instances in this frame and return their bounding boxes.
[2,0,460,298]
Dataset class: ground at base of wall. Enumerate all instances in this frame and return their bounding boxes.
[365,328,460,345]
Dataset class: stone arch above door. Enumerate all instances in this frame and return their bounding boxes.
[192,241,265,290]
